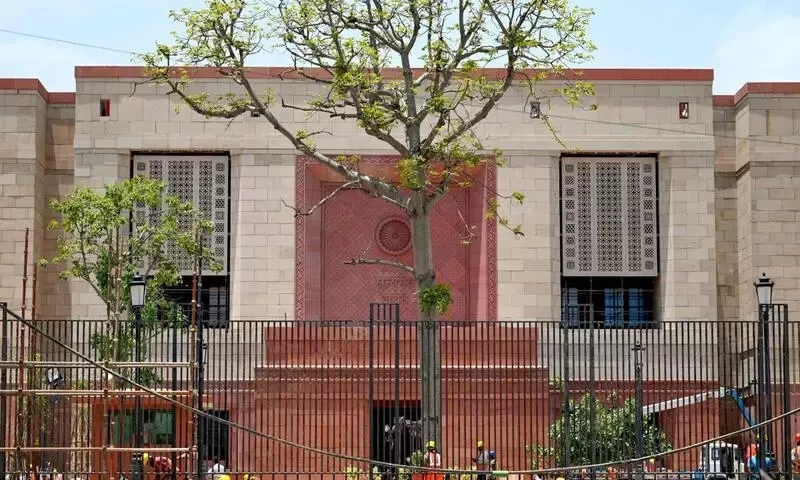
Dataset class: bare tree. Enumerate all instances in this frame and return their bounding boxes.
[142,0,595,447]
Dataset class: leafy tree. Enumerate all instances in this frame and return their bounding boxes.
[41,176,217,385]
[142,0,595,444]
[527,392,672,468]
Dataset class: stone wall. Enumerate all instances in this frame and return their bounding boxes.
[4,70,800,338]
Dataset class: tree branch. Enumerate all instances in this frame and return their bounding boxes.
[282,180,359,217]
[345,257,415,274]
[344,241,415,273]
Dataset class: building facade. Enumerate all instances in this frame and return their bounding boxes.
[1,68,800,475]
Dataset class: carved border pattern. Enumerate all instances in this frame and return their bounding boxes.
[294,155,308,320]
[295,155,498,321]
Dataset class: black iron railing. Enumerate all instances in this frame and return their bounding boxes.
[0,306,797,480]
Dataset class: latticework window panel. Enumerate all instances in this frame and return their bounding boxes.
[132,155,229,276]
[561,157,658,277]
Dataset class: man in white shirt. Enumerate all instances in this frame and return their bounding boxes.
[423,441,442,469]
[208,457,225,480]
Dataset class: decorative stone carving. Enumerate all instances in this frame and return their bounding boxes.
[561,157,658,277]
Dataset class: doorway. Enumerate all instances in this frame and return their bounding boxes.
[371,403,422,473]
[200,410,230,466]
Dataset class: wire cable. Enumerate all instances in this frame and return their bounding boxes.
[3,305,799,476]
[3,27,800,150]
[2,25,800,475]
[0,28,136,55]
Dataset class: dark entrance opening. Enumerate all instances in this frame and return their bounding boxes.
[371,403,422,476]
[200,410,230,465]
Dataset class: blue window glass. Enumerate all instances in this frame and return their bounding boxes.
[604,288,624,327]
[562,288,579,327]
[629,288,641,326]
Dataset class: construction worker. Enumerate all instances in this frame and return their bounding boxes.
[606,466,618,480]
[472,441,490,480]
[744,435,759,472]
[791,433,800,479]
[644,458,656,473]
[143,453,179,480]
[207,457,226,480]
[423,440,443,480]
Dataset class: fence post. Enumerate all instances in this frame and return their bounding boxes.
[171,313,179,480]
[394,304,400,480]
[588,307,596,479]
[196,257,205,480]
[368,306,374,473]
[562,321,570,469]
[1,302,7,479]
[780,304,791,475]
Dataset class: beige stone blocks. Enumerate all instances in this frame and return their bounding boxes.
[496,154,559,321]
[229,153,295,320]
[658,153,718,322]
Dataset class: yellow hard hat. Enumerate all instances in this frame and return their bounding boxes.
[244,475,250,480]
[219,476,231,480]
[427,440,436,449]
[649,458,655,464]
[142,453,150,465]
[477,441,484,448]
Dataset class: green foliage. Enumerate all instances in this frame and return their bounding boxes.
[420,283,452,315]
[42,177,218,384]
[344,466,382,480]
[408,449,424,467]
[526,392,672,468]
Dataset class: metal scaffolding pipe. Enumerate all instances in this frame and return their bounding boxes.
[0,389,193,396]
[0,447,193,453]
[0,361,192,368]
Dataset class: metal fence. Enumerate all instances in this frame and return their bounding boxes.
[0,304,799,480]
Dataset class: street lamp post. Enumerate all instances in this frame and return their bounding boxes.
[633,342,645,468]
[130,275,147,480]
[753,273,773,475]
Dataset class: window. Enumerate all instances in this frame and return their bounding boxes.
[560,156,658,328]
[111,409,175,446]
[132,155,231,328]
[561,277,656,328]
[163,275,230,328]
[100,99,111,117]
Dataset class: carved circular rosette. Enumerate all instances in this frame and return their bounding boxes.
[376,217,412,255]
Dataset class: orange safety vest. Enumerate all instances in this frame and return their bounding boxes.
[792,445,800,472]
[424,452,442,468]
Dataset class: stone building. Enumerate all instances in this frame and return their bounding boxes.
[1,67,800,475]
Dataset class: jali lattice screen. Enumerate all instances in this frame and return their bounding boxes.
[132,155,229,276]
[560,157,658,277]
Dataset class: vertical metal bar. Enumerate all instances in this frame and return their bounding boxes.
[763,305,773,460]
[394,304,400,480]
[0,302,7,479]
[562,322,570,469]
[135,309,143,450]
[588,307,596,479]
[781,305,791,475]
[756,305,766,474]
[17,228,29,473]
[171,311,178,480]
[197,252,206,479]
[189,268,198,480]
[368,306,375,469]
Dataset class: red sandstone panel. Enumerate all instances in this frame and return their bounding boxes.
[296,156,497,321]
[321,185,468,320]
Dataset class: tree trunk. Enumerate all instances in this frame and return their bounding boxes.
[409,210,442,448]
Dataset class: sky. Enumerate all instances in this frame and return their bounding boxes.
[0,0,799,94]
